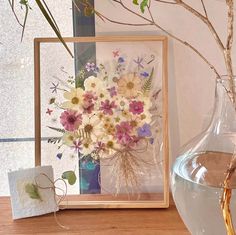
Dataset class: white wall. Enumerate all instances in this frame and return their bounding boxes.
[95,0,236,162]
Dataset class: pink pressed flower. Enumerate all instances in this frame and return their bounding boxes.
[115,121,133,145]
[82,100,95,114]
[83,91,97,101]
[107,87,117,97]
[60,110,82,131]
[100,99,117,115]
[73,140,82,152]
[129,101,144,115]
[95,142,106,153]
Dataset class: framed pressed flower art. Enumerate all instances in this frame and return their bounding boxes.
[34,36,169,208]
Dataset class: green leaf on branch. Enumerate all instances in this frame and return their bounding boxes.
[19,0,31,42]
[25,183,42,201]
[62,171,77,185]
[133,0,139,5]
[35,0,73,58]
[140,0,149,13]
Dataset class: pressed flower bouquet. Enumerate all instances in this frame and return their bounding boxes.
[35,37,168,204]
[59,71,154,158]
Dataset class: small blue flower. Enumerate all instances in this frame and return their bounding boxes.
[118,57,125,63]
[140,72,149,78]
[137,123,152,137]
[56,153,63,159]
[149,138,154,144]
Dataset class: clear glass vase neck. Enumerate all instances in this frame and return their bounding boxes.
[207,77,236,135]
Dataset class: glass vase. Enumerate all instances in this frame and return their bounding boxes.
[171,77,236,235]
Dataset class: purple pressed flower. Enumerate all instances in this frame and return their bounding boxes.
[50,82,59,93]
[56,153,63,159]
[85,62,96,72]
[118,57,125,63]
[149,138,154,144]
[133,56,144,70]
[140,72,149,78]
[107,86,117,97]
[137,123,152,137]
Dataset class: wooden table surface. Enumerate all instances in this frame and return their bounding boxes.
[0,196,189,235]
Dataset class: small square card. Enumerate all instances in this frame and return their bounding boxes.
[8,166,58,220]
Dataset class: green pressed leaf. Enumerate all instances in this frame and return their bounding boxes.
[47,126,65,133]
[49,97,56,104]
[48,137,61,144]
[133,0,139,5]
[142,67,154,93]
[25,183,42,201]
[62,171,77,185]
[75,77,85,89]
[140,0,148,13]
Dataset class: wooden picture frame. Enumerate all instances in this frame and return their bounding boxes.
[34,36,169,208]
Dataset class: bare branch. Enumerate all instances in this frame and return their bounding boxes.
[154,0,177,4]
[96,14,153,27]
[175,0,225,51]
[224,0,235,102]
[200,0,208,18]
[105,0,221,77]
[226,0,234,51]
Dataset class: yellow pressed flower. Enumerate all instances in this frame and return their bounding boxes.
[104,123,115,136]
[103,122,110,129]
[104,116,111,123]
[80,138,94,155]
[114,116,121,123]
[84,76,103,91]
[98,112,105,120]
[81,115,103,141]
[130,120,138,128]
[106,140,115,149]
[117,73,142,98]
[121,110,131,119]
[61,88,83,110]
[140,114,147,120]
[62,132,77,147]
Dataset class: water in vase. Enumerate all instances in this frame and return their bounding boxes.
[172,151,236,235]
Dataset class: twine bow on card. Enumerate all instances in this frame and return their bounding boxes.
[34,173,69,230]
